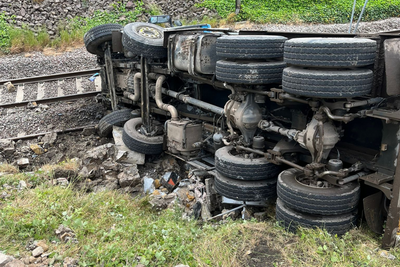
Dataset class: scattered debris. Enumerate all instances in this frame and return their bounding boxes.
[55,225,78,244]
[161,171,180,192]
[16,158,30,168]
[30,144,45,155]
[113,126,145,165]
[4,81,15,92]
[143,176,155,194]
[31,246,44,257]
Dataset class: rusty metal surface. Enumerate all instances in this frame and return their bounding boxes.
[382,148,400,248]
[0,69,100,86]
[384,38,400,95]
[360,172,394,185]
[363,192,384,234]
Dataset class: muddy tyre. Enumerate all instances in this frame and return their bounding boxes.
[216,60,286,84]
[84,24,122,56]
[282,66,373,98]
[122,22,166,59]
[122,118,164,155]
[284,38,376,68]
[214,172,277,201]
[276,198,358,235]
[215,146,280,181]
[216,35,287,59]
[277,169,360,215]
[98,109,138,137]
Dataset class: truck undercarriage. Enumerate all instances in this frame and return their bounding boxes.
[84,22,400,248]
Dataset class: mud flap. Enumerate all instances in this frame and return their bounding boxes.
[363,191,384,234]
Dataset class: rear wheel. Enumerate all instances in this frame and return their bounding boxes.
[276,198,358,235]
[282,66,373,98]
[277,168,360,215]
[216,60,286,84]
[216,35,287,59]
[84,24,122,56]
[98,109,138,137]
[214,172,277,201]
[122,118,164,155]
[284,38,376,68]
[215,146,280,181]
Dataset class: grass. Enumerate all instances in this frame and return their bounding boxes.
[0,162,399,266]
[199,0,400,24]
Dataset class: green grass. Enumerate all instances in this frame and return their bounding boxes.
[199,0,400,24]
[0,163,399,266]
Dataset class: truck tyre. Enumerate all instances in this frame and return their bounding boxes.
[122,22,167,59]
[284,38,376,68]
[98,109,138,137]
[216,60,286,84]
[216,35,287,59]
[282,67,373,98]
[277,168,360,215]
[276,198,358,235]
[215,146,280,181]
[122,118,164,155]
[84,24,122,56]
[214,172,277,201]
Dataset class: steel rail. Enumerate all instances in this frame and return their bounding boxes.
[0,91,99,109]
[6,125,97,141]
[0,68,100,86]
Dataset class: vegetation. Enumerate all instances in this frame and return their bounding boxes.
[199,0,400,24]
[0,163,400,266]
[0,2,144,54]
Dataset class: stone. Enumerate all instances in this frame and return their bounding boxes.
[253,211,268,221]
[30,144,45,155]
[82,143,115,166]
[18,180,27,190]
[125,1,134,9]
[143,176,155,194]
[4,259,25,267]
[201,202,212,221]
[154,179,161,189]
[4,82,15,92]
[117,166,141,188]
[32,246,44,257]
[56,178,69,187]
[0,139,14,152]
[149,194,176,211]
[0,252,14,267]
[112,126,145,165]
[42,132,57,146]
[63,257,78,266]
[92,179,119,192]
[81,127,96,136]
[17,158,30,168]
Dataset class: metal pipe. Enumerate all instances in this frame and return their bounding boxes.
[348,0,357,33]
[124,73,141,101]
[354,0,369,33]
[342,171,369,184]
[315,170,347,178]
[207,204,245,221]
[162,88,225,115]
[344,97,383,109]
[155,75,179,121]
[280,93,309,104]
[321,106,359,123]
[276,157,306,171]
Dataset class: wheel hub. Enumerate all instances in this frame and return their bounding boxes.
[137,26,162,39]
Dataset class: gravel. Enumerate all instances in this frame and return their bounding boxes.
[235,17,400,34]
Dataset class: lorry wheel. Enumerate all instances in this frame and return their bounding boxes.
[122,118,164,155]
[284,38,376,68]
[282,66,373,98]
[216,60,286,84]
[215,146,280,181]
[214,172,277,201]
[216,35,287,59]
[98,109,138,137]
[84,23,122,56]
[122,22,167,59]
[277,168,360,215]
[276,198,358,235]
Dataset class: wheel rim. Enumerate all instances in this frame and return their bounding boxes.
[295,173,333,189]
[136,26,162,39]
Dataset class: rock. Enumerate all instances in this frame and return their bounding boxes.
[63,257,78,266]
[42,132,57,146]
[253,211,268,221]
[0,139,14,152]
[92,179,119,192]
[112,126,145,165]
[201,202,212,221]
[117,166,141,188]
[154,179,161,189]
[149,193,177,211]
[30,144,45,155]
[56,178,69,187]
[379,250,396,260]
[125,1,134,9]
[81,127,96,136]
[55,225,78,244]
[143,176,155,194]
[4,82,15,92]
[241,207,252,220]
[18,180,27,190]
[32,246,44,257]
[82,143,114,166]
[4,259,25,267]
[0,252,14,267]
[17,158,30,168]
[192,201,202,219]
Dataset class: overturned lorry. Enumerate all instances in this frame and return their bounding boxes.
[84,22,400,248]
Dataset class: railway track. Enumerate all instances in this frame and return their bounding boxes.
[0,69,101,107]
